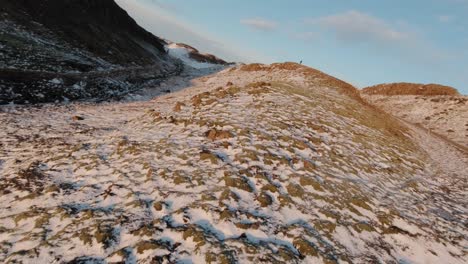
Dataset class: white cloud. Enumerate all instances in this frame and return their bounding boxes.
[306,10,410,44]
[240,18,278,31]
[304,10,454,65]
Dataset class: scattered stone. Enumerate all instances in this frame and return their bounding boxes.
[72,115,84,121]
[173,102,186,112]
[205,128,233,141]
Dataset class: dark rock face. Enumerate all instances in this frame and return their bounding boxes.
[0,0,181,104]
[1,0,168,66]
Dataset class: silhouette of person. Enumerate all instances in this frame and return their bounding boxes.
[300,60,303,64]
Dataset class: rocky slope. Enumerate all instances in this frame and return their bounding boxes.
[0,0,184,104]
[362,83,468,148]
[0,63,466,263]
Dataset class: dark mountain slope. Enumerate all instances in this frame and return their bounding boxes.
[0,0,182,104]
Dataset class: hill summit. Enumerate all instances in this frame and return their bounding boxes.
[362,82,460,96]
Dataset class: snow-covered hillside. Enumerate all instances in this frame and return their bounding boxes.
[1,63,466,263]
[362,94,468,148]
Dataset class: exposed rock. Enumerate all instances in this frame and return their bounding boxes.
[173,102,185,112]
[72,115,84,121]
[205,128,233,141]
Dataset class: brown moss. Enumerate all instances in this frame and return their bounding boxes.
[349,197,373,211]
[183,226,206,248]
[78,229,93,246]
[239,63,269,72]
[293,238,318,256]
[235,149,260,163]
[224,174,253,192]
[205,252,218,263]
[303,160,317,172]
[246,81,271,95]
[200,150,220,164]
[146,109,163,121]
[136,241,161,254]
[173,101,185,112]
[286,183,305,198]
[219,208,235,220]
[257,191,273,207]
[34,213,50,228]
[191,92,211,107]
[314,221,337,233]
[278,194,293,207]
[14,211,38,226]
[237,221,261,230]
[259,184,278,195]
[353,222,376,233]
[299,176,323,191]
[205,128,233,141]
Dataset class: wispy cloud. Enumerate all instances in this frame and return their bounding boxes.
[115,0,272,63]
[303,10,454,65]
[291,31,318,42]
[305,10,410,44]
[241,18,278,31]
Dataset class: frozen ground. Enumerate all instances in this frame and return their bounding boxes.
[0,63,466,263]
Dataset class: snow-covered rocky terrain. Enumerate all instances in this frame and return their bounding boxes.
[361,83,467,149]
[362,93,468,148]
[1,63,466,263]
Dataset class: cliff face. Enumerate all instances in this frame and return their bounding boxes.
[1,0,169,66]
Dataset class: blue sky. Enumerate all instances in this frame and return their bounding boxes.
[116,0,468,93]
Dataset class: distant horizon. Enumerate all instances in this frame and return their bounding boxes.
[116,0,468,94]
